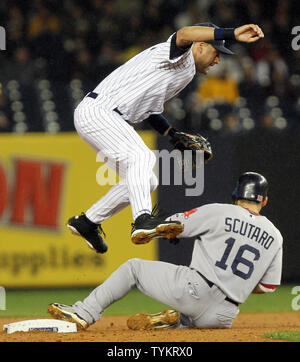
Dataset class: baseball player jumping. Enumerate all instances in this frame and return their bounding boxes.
[48,172,282,330]
[68,23,264,253]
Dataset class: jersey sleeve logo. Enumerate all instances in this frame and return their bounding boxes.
[183,208,197,219]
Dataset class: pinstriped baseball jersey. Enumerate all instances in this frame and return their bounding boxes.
[72,32,195,223]
[168,203,283,303]
[92,33,196,123]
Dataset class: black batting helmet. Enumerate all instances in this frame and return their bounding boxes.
[232,172,268,203]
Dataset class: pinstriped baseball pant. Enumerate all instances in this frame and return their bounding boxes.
[74,98,158,223]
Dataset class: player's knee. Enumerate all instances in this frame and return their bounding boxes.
[126,258,142,269]
[148,150,157,168]
[150,173,158,192]
[129,149,156,169]
[125,258,142,278]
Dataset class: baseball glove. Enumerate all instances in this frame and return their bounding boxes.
[169,129,213,169]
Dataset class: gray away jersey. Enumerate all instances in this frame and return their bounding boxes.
[93,34,196,123]
[168,203,283,304]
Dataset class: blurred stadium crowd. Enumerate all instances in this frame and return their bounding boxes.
[0,0,300,133]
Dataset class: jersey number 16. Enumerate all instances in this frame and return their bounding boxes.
[215,237,260,280]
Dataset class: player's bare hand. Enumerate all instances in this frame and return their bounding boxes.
[234,24,264,43]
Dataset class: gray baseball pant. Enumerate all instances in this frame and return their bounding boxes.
[73,258,239,329]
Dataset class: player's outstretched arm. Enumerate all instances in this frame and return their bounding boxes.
[176,26,215,48]
[166,208,203,239]
[176,24,264,48]
[234,24,264,43]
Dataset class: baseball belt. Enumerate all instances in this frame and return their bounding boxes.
[191,268,239,307]
[86,92,123,116]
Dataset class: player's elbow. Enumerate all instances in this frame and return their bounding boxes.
[177,27,188,39]
[176,27,192,48]
[252,283,277,294]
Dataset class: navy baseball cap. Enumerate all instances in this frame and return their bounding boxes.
[194,23,234,55]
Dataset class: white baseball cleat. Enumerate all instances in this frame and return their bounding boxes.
[47,303,89,330]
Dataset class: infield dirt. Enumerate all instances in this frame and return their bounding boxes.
[0,312,299,342]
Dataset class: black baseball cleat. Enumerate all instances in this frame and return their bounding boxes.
[131,213,184,245]
[67,213,108,253]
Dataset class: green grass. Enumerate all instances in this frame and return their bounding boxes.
[264,331,300,342]
[0,288,171,318]
[239,284,294,313]
[0,284,297,318]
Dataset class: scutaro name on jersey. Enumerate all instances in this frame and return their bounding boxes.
[224,217,274,250]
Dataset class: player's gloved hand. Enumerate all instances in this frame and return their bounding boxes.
[168,128,213,169]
